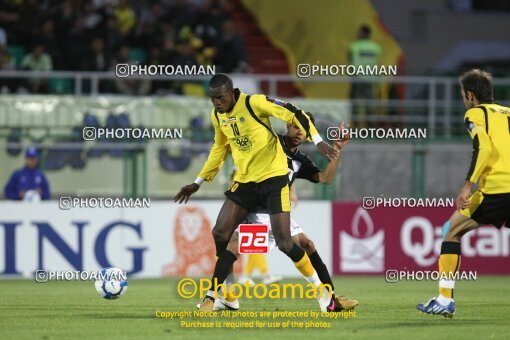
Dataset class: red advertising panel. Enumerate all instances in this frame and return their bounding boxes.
[332,202,510,274]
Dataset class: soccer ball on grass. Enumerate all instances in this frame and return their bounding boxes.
[94,267,128,299]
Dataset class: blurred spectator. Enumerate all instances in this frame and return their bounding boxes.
[64,18,91,70]
[349,24,381,95]
[176,40,199,67]
[114,0,136,36]
[197,46,216,68]
[349,24,382,127]
[112,46,151,95]
[0,28,14,71]
[147,46,168,94]
[104,16,124,56]
[137,1,167,47]
[54,0,78,45]
[160,21,177,42]
[214,20,248,73]
[83,0,104,31]
[21,44,53,93]
[84,37,112,92]
[195,9,219,49]
[148,46,162,66]
[21,44,53,71]
[168,0,199,31]
[197,0,229,42]
[40,20,62,69]
[84,37,111,71]
[161,38,180,65]
[4,147,51,201]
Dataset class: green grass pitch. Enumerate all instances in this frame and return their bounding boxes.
[1,276,509,339]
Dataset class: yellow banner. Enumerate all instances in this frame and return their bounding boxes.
[242,0,402,98]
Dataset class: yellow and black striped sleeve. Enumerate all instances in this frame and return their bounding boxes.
[250,94,320,141]
[464,107,492,183]
[197,110,229,182]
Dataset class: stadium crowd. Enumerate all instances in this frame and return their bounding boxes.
[0,0,248,94]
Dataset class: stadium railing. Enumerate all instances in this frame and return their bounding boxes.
[1,71,510,138]
[2,72,510,200]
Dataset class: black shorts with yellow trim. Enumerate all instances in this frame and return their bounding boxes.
[460,190,510,229]
[224,175,291,214]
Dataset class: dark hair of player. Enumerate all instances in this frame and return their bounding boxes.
[305,111,315,125]
[209,73,233,90]
[459,69,494,103]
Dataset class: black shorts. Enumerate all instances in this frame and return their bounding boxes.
[461,191,510,229]
[224,175,291,214]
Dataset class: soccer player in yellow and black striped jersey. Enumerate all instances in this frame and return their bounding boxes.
[174,73,338,311]
[417,69,510,318]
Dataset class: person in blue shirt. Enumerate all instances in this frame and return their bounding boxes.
[4,147,51,200]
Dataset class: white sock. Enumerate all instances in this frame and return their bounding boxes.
[225,272,235,299]
[226,272,235,285]
[206,290,215,299]
[303,271,322,288]
[437,294,453,305]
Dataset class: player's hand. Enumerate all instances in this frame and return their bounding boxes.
[455,184,471,210]
[174,183,200,204]
[316,141,339,160]
[334,122,350,151]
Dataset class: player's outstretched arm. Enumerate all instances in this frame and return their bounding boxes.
[174,183,200,204]
[253,95,339,160]
[334,121,350,150]
[196,111,230,182]
[315,140,339,161]
[318,122,349,183]
[173,111,229,204]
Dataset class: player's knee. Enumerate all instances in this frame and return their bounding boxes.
[212,225,229,242]
[277,238,294,254]
[442,220,462,242]
[302,238,316,254]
